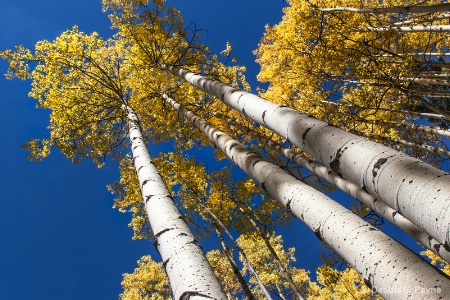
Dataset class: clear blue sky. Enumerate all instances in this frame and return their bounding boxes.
[0,1,426,299]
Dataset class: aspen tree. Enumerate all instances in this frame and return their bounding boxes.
[256,0,450,130]
[223,113,450,262]
[162,66,450,250]
[161,93,450,299]
[1,27,226,300]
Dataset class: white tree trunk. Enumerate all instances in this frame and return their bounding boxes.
[124,105,226,300]
[319,100,447,119]
[363,25,450,32]
[200,202,273,300]
[398,77,450,86]
[228,117,450,263]
[162,95,450,299]
[162,65,450,249]
[361,119,450,139]
[317,3,450,14]
[354,130,450,158]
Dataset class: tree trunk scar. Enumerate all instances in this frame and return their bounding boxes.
[330,147,344,174]
[314,227,323,241]
[145,194,154,204]
[302,127,312,142]
[372,157,388,179]
[180,291,218,300]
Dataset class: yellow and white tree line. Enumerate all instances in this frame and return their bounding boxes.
[2,0,450,298]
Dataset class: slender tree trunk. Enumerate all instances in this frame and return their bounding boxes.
[240,206,306,300]
[316,3,450,14]
[363,25,450,32]
[319,100,447,119]
[228,116,450,263]
[214,227,256,300]
[275,284,287,300]
[124,105,226,300]
[354,130,450,158]
[162,65,450,248]
[162,94,450,299]
[355,119,450,138]
[398,77,450,86]
[198,202,273,300]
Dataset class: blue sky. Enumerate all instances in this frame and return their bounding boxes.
[0,1,428,299]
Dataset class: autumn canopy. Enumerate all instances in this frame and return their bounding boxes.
[1,0,450,299]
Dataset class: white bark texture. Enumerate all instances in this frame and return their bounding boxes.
[227,116,450,263]
[319,100,447,119]
[125,105,226,300]
[364,25,450,32]
[363,119,450,139]
[354,131,450,158]
[163,95,450,300]
[162,65,450,249]
[317,3,450,14]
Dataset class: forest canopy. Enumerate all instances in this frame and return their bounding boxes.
[1,0,450,299]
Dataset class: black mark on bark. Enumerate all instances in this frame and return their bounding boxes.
[372,157,388,178]
[302,127,312,141]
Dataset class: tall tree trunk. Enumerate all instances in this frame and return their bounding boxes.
[227,116,450,263]
[316,3,450,14]
[239,206,306,300]
[161,65,450,248]
[198,201,273,300]
[124,105,226,300]
[353,130,450,158]
[360,119,450,138]
[360,25,450,32]
[319,99,447,119]
[162,94,450,299]
[214,227,256,300]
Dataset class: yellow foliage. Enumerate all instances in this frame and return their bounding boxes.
[421,249,450,276]
[237,232,312,297]
[310,266,382,299]
[255,0,449,162]
[206,250,241,298]
[120,256,171,300]
[108,156,151,240]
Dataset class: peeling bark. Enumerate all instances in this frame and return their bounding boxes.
[162,95,450,300]
[162,65,450,250]
[124,105,226,300]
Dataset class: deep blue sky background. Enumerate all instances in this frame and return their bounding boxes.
[0,1,428,299]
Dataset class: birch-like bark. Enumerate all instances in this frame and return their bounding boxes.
[397,77,450,86]
[162,65,450,249]
[162,94,450,299]
[362,25,450,32]
[356,119,450,139]
[353,130,450,158]
[319,100,447,119]
[228,117,450,263]
[124,105,226,300]
[317,3,450,14]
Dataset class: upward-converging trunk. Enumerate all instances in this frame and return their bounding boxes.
[361,25,450,32]
[162,94,450,300]
[316,3,450,14]
[162,65,450,251]
[225,115,450,263]
[124,105,226,300]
